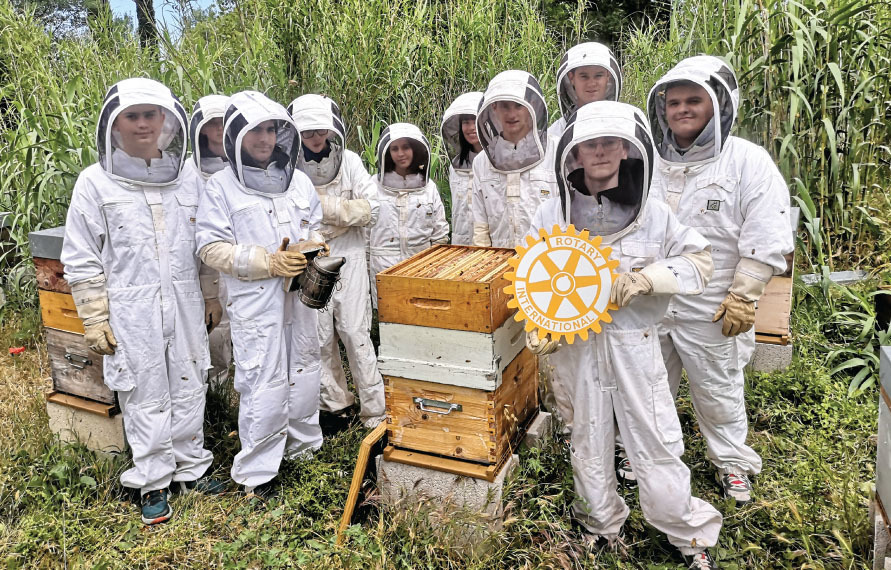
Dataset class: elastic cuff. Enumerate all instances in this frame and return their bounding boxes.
[639,263,680,295]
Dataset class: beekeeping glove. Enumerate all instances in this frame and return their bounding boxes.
[609,272,653,307]
[712,292,756,337]
[526,329,559,356]
[201,242,307,280]
[71,275,117,355]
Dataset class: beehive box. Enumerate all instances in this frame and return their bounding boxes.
[378,246,539,467]
[386,348,538,465]
[30,227,116,407]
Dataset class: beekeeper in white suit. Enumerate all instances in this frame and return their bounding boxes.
[471,70,557,248]
[196,91,327,499]
[548,42,622,141]
[288,94,386,429]
[529,101,722,569]
[367,123,449,305]
[62,77,218,526]
[185,94,231,386]
[643,56,793,504]
[441,91,483,245]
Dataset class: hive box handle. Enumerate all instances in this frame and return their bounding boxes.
[409,297,450,310]
[413,397,462,415]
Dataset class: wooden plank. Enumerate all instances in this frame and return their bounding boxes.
[755,333,790,346]
[46,391,117,417]
[493,349,539,461]
[39,290,84,334]
[881,386,891,414]
[383,446,499,482]
[754,276,792,338]
[45,328,113,404]
[34,257,71,294]
[336,421,388,545]
[386,376,496,463]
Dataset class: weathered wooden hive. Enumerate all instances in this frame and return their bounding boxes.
[30,227,123,451]
[376,245,538,481]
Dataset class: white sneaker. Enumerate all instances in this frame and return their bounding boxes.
[717,471,752,504]
[684,550,718,569]
[615,448,637,488]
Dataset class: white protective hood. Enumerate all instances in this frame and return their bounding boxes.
[223,91,300,194]
[96,77,188,185]
[477,70,549,173]
[553,101,655,243]
[647,55,739,166]
[375,122,431,190]
[441,91,483,171]
[288,94,347,186]
[556,42,622,121]
[189,94,229,178]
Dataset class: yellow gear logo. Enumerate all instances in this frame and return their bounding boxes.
[504,224,620,344]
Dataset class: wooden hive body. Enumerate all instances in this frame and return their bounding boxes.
[30,227,116,408]
[378,245,539,468]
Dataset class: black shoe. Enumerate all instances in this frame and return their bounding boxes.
[141,489,172,525]
[320,406,357,435]
[684,551,718,569]
[243,478,280,501]
[174,477,226,495]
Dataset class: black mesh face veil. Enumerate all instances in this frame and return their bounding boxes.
[289,94,348,185]
[189,94,228,175]
[555,101,653,240]
[646,55,740,164]
[555,43,622,120]
[375,122,432,189]
[96,77,188,184]
[477,70,549,173]
[441,91,483,171]
[222,91,300,193]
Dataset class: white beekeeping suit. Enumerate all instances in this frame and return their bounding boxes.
[441,91,483,245]
[472,70,557,248]
[368,123,449,306]
[646,56,793,502]
[61,78,213,501]
[196,91,324,491]
[547,42,622,142]
[530,101,722,559]
[185,94,232,387]
[288,94,385,428]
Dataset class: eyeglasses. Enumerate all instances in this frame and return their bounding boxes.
[584,137,622,151]
[302,129,329,138]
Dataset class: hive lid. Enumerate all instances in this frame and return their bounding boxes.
[29,226,66,260]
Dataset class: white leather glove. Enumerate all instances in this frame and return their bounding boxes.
[712,292,756,337]
[85,321,118,355]
[609,272,653,307]
[71,275,117,355]
[526,329,559,356]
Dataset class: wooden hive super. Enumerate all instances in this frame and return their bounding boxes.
[377,245,539,474]
[30,227,116,409]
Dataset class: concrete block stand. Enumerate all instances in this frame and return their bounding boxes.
[46,399,126,454]
[377,453,519,547]
[748,342,794,373]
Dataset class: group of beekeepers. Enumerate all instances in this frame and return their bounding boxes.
[59,40,791,568]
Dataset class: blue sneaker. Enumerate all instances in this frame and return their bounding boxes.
[141,489,172,525]
[174,478,226,495]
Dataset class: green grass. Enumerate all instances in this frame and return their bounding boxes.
[0,282,880,568]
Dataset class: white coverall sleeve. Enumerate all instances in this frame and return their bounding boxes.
[470,157,492,247]
[733,147,794,300]
[196,176,271,281]
[638,202,714,296]
[430,183,450,245]
[60,177,106,287]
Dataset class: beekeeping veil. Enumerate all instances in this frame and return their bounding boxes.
[223,91,299,194]
[554,101,654,242]
[647,55,739,165]
[376,122,431,190]
[96,77,188,185]
[556,42,622,120]
[288,94,347,186]
[189,94,229,178]
[477,70,549,172]
[441,91,483,171]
